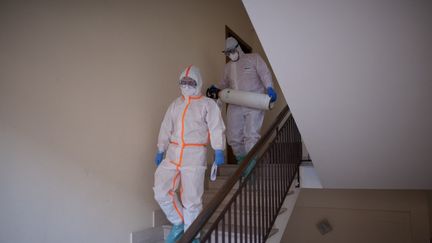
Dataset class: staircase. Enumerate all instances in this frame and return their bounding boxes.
[132,106,302,243]
[161,164,286,242]
[178,106,302,242]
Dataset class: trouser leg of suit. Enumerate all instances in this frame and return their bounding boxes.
[154,160,184,226]
[180,146,207,231]
[226,104,246,157]
[244,107,265,154]
[181,164,206,231]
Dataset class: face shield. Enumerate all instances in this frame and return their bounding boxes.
[223,44,239,56]
[179,76,198,88]
[179,76,198,96]
[224,44,240,62]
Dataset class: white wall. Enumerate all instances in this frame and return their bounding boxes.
[282,189,430,243]
[0,1,284,243]
[243,0,432,189]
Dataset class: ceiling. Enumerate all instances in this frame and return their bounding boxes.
[243,0,432,189]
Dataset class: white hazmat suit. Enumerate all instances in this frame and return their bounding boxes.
[154,65,226,231]
[219,40,273,158]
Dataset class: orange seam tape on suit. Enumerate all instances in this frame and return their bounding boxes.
[170,171,183,221]
[170,141,206,147]
[167,97,191,222]
[169,95,205,222]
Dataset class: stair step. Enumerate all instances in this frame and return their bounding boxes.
[203,197,290,215]
[217,164,239,176]
[207,207,288,225]
[162,224,278,241]
[202,191,293,218]
[207,176,291,192]
[207,176,240,190]
[203,189,292,206]
[217,164,293,177]
[203,225,279,242]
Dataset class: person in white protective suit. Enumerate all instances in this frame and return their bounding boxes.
[215,37,277,162]
[153,65,226,243]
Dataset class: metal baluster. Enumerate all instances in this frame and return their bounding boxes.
[280,138,284,205]
[239,186,243,243]
[258,163,263,242]
[286,130,290,183]
[215,222,218,242]
[277,140,281,211]
[264,150,271,236]
[222,213,225,243]
[277,141,281,213]
[253,170,257,243]
[244,181,248,243]
[234,197,237,243]
[262,159,266,242]
[282,126,286,189]
[276,143,279,217]
[286,125,289,193]
[228,204,231,243]
[248,178,252,242]
[275,144,278,218]
[270,145,275,225]
[277,135,280,209]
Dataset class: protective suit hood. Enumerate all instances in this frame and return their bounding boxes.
[179,65,202,97]
[236,45,245,58]
[224,37,245,61]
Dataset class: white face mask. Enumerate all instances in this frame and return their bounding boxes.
[228,51,239,62]
[180,85,196,97]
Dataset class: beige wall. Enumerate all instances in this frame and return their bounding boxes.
[282,189,430,243]
[0,1,285,243]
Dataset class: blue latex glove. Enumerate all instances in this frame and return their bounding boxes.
[214,150,225,166]
[154,151,164,166]
[267,87,277,102]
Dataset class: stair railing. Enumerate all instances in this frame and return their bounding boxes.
[179,105,302,242]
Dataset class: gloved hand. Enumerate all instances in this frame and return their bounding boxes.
[214,150,225,166]
[267,87,277,102]
[154,151,164,167]
[206,85,220,99]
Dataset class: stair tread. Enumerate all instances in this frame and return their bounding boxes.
[203,190,292,201]
[205,184,291,197]
[219,164,238,168]
[213,174,294,180]
[207,207,288,222]
[163,224,279,237]
[209,203,289,215]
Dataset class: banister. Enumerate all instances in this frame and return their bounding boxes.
[178,105,291,242]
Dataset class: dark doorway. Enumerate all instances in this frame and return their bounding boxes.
[224,26,252,164]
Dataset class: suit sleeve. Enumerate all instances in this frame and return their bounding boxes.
[157,102,175,152]
[256,54,273,89]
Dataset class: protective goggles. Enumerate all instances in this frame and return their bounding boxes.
[179,77,197,87]
[223,44,239,56]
